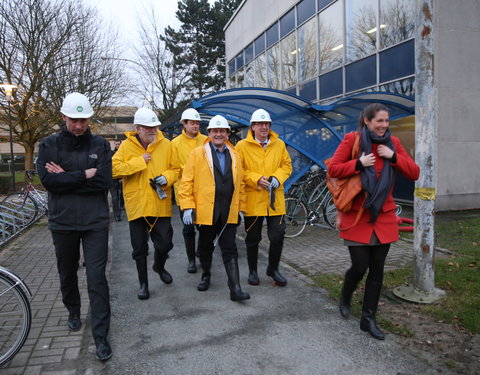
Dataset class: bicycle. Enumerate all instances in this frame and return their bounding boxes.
[0,266,32,367]
[1,170,48,227]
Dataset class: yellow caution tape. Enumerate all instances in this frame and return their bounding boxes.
[414,187,436,200]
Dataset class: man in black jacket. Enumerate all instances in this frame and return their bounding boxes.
[37,93,113,361]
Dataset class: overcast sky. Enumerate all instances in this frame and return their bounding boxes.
[86,0,216,106]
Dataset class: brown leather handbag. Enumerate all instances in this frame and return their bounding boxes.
[324,132,365,230]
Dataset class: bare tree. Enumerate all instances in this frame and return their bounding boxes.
[0,0,126,170]
[133,6,190,120]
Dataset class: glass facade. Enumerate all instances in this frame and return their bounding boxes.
[227,0,415,103]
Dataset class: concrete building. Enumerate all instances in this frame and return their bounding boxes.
[224,0,480,210]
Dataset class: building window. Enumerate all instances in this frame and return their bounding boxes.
[299,79,317,101]
[244,61,254,87]
[267,44,280,89]
[379,39,414,83]
[297,0,316,26]
[346,0,378,63]
[255,34,266,56]
[266,22,279,48]
[228,59,235,75]
[236,68,244,88]
[319,67,343,99]
[228,74,236,89]
[380,0,415,49]
[255,53,267,87]
[319,0,343,73]
[298,16,318,82]
[318,0,335,11]
[281,33,297,89]
[245,42,254,64]
[345,55,376,92]
[235,52,244,70]
[379,77,415,97]
[280,8,296,38]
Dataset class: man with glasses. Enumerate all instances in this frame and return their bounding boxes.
[171,108,207,273]
[37,93,113,361]
[236,108,292,286]
[112,108,179,301]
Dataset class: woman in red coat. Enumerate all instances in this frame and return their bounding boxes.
[328,103,419,340]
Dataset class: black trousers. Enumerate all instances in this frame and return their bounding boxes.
[128,217,173,261]
[178,207,196,241]
[244,215,286,253]
[51,228,110,339]
[109,181,122,218]
[346,244,391,284]
[198,222,238,265]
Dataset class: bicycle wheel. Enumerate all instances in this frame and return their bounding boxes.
[284,197,308,238]
[322,193,337,229]
[307,180,327,207]
[0,273,32,367]
[1,193,38,227]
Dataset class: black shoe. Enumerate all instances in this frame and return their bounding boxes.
[248,271,260,285]
[115,216,121,221]
[266,269,287,286]
[152,264,173,284]
[67,313,82,332]
[187,260,197,274]
[138,283,150,300]
[360,312,385,340]
[197,273,211,291]
[95,337,112,361]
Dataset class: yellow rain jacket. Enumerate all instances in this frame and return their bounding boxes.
[178,141,246,225]
[236,129,292,216]
[171,129,208,203]
[112,130,179,221]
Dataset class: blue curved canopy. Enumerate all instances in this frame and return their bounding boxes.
[161,88,415,190]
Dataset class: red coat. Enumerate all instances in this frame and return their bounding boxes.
[328,132,420,244]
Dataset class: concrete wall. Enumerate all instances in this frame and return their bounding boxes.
[224,0,297,62]
[435,0,480,210]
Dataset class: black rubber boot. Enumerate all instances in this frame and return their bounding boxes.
[224,258,250,301]
[339,274,361,319]
[135,258,150,300]
[185,235,197,274]
[360,281,385,340]
[152,252,173,284]
[197,261,211,291]
[266,247,287,286]
[246,246,259,285]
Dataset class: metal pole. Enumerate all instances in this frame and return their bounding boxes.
[393,0,444,303]
[7,99,15,191]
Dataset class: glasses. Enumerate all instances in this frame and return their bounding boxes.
[252,122,270,127]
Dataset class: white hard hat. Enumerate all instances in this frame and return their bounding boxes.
[61,93,94,118]
[181,108,201,122]
[207,115,230,130]
[133,108,161,127]
[250,108,272,124]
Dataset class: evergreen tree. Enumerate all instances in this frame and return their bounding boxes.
[163,0,241,99]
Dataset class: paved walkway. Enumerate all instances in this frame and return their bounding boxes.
[0,208,442,374]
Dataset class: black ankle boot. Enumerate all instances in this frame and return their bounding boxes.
[247,247,259,285]
[360,281,385,340]
[197,261,211,291]
[266,268,287,286]
[248,270,259,285]
[360,310,385,340]
[185,235,197,274]
[197,272,211,291]
[339,275,360,319]
[224,259,250,301]
[135,258,150,300]
[153,253,172,284]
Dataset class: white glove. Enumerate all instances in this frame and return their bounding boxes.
[269,176,279,189]
[183,209,193,225]
[239,211,245,223]
[153,175,167,185]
